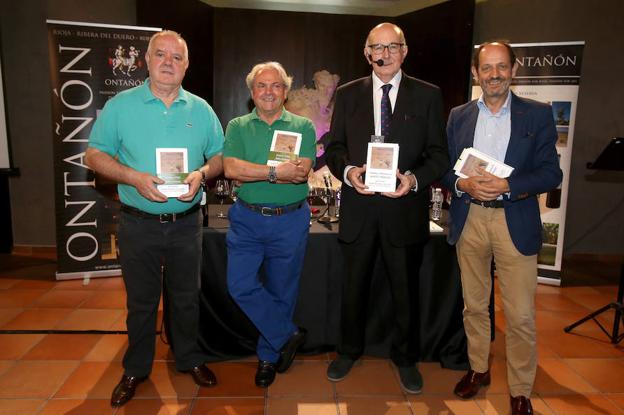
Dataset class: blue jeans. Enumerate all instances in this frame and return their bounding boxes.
[226,200,310,362]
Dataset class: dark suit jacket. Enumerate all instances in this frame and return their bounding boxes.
[325,73,449,246]
[442,93,563,256]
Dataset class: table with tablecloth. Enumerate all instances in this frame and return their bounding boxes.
[197,204,468,369]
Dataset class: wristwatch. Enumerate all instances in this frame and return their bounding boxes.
[268,166,277,184]
[404,170,417,191]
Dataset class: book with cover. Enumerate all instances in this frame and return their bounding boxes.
[364,142,399,192]
[453,147,514,179]
[156,148,189,198]
[267,130,302,166]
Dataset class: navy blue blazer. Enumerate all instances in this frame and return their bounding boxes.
[442,93,562,256]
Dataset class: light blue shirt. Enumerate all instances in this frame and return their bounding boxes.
[88,79,224,214]
[473,92,512,163]
[454,92,512,197]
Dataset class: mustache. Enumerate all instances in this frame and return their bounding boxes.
[486,76,505,82]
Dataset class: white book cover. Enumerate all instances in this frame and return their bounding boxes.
[155,148,189,198]
[267,130,302,166]
[453,147,514,179]
[364,142,399,192]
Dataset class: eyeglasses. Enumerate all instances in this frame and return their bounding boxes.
[254,82,285,91]
[367,43,405,55]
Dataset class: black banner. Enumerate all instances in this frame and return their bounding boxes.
[472,42,584,86]
[47,20,159,279]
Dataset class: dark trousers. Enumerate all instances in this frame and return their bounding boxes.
[118,209,206,377]
[226,201,310,363]
[338,211,424,367]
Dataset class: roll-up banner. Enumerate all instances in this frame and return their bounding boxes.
[471,41,585,285]
[47,20,160,280]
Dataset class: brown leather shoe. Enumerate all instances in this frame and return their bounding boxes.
[183,364,217,387]
[510,395,533,415]
[453,369,491,399]
[110,374,147,407]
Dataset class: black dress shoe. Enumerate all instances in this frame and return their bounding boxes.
[110,374,147,407]
[510,395,533,415]
[397,365,423,394]
[453,369,490,399]
[183,364,217,387]
[327,356,357,381]
[255,360,276,388]
[276,327,307,373]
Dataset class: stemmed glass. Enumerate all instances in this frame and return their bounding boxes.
[230,180,239,203]
[307,185,317,225]
[214,179,230,219]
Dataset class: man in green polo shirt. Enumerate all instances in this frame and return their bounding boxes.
[223,61,316,388]
[85,30,223,407]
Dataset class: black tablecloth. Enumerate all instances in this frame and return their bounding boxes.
[198,205,468,369]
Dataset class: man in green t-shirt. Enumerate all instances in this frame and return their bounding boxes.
[86,30,223,408]
[223,61,316,388]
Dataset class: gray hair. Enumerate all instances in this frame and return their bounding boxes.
[147,30,189,61]
[245,61,293,93]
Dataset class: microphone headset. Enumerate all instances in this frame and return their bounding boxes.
[366,54,385,66]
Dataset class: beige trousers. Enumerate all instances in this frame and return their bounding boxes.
[457,204,537,397]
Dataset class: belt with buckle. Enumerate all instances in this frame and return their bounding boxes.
[471,199,505,208]
[120,203,200,223]
[238,199,304,216]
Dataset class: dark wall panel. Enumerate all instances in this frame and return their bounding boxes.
[137,0,214,103]
[398,0,474,116]
[212,8,381,124]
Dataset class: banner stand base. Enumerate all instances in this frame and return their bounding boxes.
[563,262,624,344]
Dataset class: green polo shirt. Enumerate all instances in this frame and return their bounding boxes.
[224,108,316,205]
[88,79,224,214]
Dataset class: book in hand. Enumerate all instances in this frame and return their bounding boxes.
[267,130,302,166]
[364,142,399,192]
[453,147,514,179]
[155,148,189,198]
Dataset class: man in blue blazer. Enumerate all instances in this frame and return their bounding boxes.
[325,22,449,394]
[443,41,562,415]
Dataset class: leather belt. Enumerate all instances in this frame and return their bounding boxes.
[238,199,304,216]
[120,203,200,223]
[471,199,504,208]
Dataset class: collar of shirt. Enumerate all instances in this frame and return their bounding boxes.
[476,91,511,117]
[372,71,402,137]
[140,78,188,105]
[250,107,292,124]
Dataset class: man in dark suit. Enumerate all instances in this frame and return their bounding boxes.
[324,22,449,394]
[443,41,562,415]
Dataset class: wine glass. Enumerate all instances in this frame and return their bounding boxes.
[230,180,239,203]
[307,185,317,224]
[214,179,230,219]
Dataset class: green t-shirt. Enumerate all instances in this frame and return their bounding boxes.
[88,79,224,214]
[224,108,316,205]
